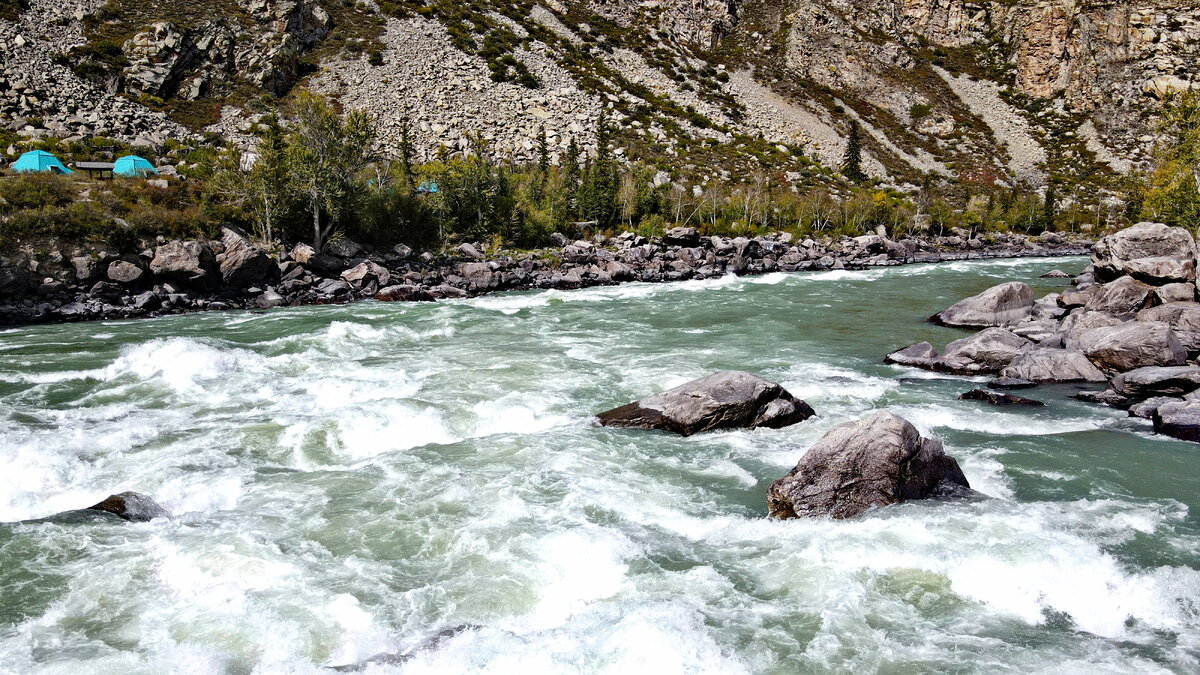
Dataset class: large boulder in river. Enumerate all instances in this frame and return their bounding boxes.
[766,411,971,520]
[597,370,815,436]
[1091,222,1197,285]
[87,492,169,522]
[1076,321,1186,373]
[1110,366,1200,399]
[999,348,1107,383]
[930,282,1033,328]
[150,240,219,290]
[938,328,1033,374]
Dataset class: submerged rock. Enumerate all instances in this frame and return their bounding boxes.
[1040,269,1071,279]
[931,282,1034,328]
[767,411,971,520]
[87,492,169,522]
[959,389,1044,407]
[596,370,815,436]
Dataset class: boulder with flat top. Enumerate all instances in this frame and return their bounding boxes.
[597,370,815,436]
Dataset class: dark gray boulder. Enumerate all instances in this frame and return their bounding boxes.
[87,492,169,522]
[1040,269,1071,279]
[1091,221,1197,285]
[1076,321,1186,373]
[1110,366,1200,400]
[217,226,273,287]
[959,389,1044,407]
[999,349,1107,383]
[664,226,700,246]
[597,370,815,436]
[766,411,971,520]
[930,282,1034,328]
[988,377,1037,389]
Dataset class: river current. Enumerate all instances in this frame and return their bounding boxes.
[1,256,1198,673]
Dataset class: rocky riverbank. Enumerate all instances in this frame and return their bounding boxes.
[0,226,1089,327]
[887,221,1200,444]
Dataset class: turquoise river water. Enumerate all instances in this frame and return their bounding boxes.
[1,256,1198,673]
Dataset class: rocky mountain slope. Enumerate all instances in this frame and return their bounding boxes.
[1,0,1196,192]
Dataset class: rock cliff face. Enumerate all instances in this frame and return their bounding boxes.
[0,0,1195,189]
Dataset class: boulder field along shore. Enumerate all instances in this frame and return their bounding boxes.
[888,221,1200,444]
[0,226,1088,327]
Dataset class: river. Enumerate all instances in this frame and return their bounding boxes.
[1,256,1197,673]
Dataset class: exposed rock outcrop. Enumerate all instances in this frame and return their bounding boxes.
[767,411,972,520]
[930,282,1034,328]
[597,370,815,436]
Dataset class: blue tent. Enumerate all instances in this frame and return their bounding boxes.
[113,155,159,177]
[11,150,73,174]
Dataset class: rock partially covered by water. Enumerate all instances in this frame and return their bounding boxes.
[767,411,971,519]
[1091,222,1197,285]
[931,282,1033,328]
[87,492,169,522]
[1110,366,1200,400]
[1153,399,1200,442]
[597,370,815,436]
[959,389,1044,407]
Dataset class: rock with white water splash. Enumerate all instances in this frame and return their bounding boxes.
[767,411,971,520]
[1091,222,1197,285]
[87,492,169,522]
[597,370,815,436]
[959,389,1044,407]
[1153,399,1200,443]
[999,349,1107,383]
[931,282,1034,328]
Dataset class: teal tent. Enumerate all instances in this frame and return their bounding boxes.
[11,150,73,174]
[113,155,159,177]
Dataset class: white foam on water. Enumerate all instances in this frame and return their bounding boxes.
[897,403,1107,437]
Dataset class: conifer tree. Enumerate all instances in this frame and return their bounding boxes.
[842,120,866,184]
